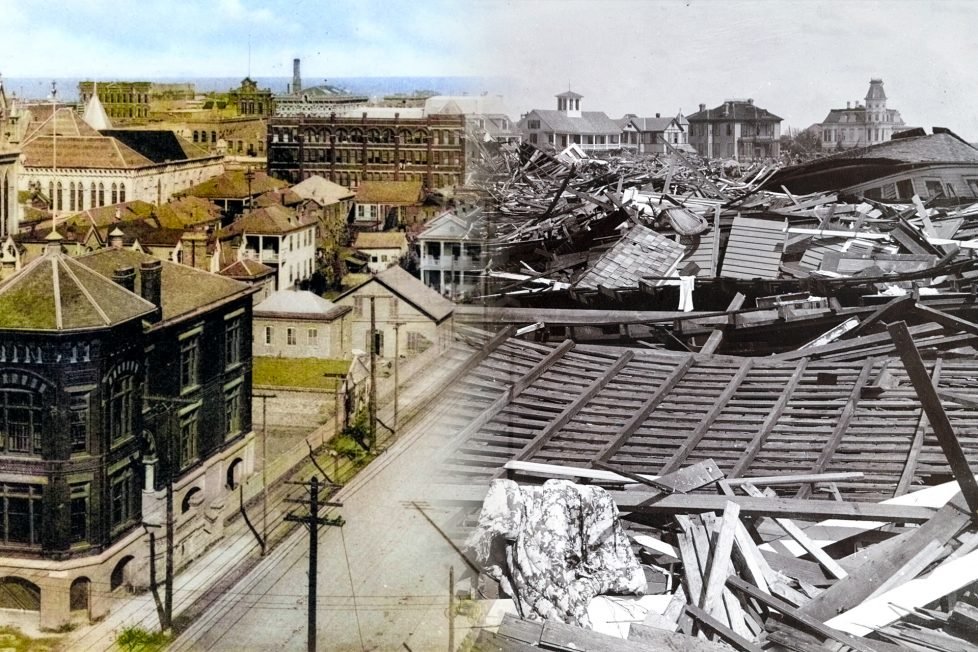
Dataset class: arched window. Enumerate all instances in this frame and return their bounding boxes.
[193,130,198,143]
[111,183,118,205]
[69,182,76,212]
[56,182,63,211]
[108,374,135,443]
[76,183,84,210]
[48,182,54,206]
[181,486,201,514]
[119,183,126,203]
[98,183,105,207]
[211,131,217,144]
[90,183,96,208]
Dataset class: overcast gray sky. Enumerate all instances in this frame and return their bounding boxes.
[2,1,976,139]
[482,0,978,140]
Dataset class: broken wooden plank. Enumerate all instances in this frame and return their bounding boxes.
[826,548,978,637]
[741,484,847,581]
[865,538,946,600]
[699,502,742,620]
[684,604,763,652]
[889,320,978,517]
[626,622,720,651]
[895,359,942,497]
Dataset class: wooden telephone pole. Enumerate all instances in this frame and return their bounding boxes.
[285,475,344,652]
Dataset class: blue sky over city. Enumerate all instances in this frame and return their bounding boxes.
[2,0,977,138]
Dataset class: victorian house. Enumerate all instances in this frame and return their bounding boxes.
[816,79,908,151]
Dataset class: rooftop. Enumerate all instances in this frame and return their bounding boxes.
[255,289,350,321]
[338,266,454,323]
[180,169,287,200]
[352,231,409,250]
[355,180,423,205]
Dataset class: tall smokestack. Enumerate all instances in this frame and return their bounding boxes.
[293,58,302,94]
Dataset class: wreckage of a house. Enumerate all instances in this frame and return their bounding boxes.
[429,135,978,651]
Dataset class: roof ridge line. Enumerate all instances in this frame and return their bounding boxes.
[51,257,63,329]
[59,257,113,325]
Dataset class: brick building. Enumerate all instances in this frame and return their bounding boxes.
[0,242,255,629]
[266,111,466,190]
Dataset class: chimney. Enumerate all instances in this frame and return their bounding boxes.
[139,259,162,322]
[699,103,706,112]
[109,227,124,249]
[181,232,209,270]
[112,265,136,292]
[747,98,753,105]
[655,112,660,118]
[292,58,302,94]
[847,101,851,109]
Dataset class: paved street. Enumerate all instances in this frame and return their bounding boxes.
[170,359,471,651]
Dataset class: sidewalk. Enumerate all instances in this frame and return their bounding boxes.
[60,342,475,651]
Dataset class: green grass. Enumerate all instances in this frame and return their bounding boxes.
[0,625,63,651]
[252,357,350,390]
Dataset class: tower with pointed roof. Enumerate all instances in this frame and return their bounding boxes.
[817,78,907,150]
[0,74,19,239]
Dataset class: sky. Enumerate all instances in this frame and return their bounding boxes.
[2,0,977,139]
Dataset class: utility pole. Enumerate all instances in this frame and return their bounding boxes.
[285,476,344,652]
[368,296,377,448]
[142,395,197,633]
[392,321,403,433]
[448,565,455,652]
[253,393,277,555]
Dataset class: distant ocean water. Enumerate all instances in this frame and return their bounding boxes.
[4,76,504,102]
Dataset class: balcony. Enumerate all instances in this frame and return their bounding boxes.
[420,256,484,271]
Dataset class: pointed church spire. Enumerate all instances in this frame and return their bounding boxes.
[82,82,113,130]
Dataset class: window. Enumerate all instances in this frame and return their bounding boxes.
[119,182,126,203]
[225,319,242,368]
[69,484,88,543]
[0,389,42,454]
[69,182,76,211]
[110,468,137,528]
[111,183,118,205]
[966,179,978,198]
[180,336,200,390]
[726,123,732,136]
[308,328,318,346]
[924,179,945,198]
[287,328,297,346]
[225,383,242,437]
[90,182,96,208]
[179,409,199,467]
[407,331,432,354]
[896,179,915,199]
[69,392,89,454]
[368,329,384,357]
[264,326,273,345]
[0,483,42,545]
[354,297,364,317]
[98,183,105,207]
[109,375,135,443]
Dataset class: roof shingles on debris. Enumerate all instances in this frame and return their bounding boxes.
[574,225,685,290]
[75,248,250,323]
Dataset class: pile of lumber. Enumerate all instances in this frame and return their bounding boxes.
[470,462,978,652]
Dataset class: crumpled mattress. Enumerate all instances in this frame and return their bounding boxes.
[466,478,645,627]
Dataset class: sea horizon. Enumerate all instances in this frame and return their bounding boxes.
[3,75,506,103]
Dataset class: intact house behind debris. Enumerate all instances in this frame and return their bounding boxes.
[518,91,622,152]
[687,98,782,161]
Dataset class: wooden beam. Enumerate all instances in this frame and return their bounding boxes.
[888,320,978,517]
[726,576,879,652]
[659,363,749,472]
[840,294,914,340]
[743,484,847,580]
[684,604,763,652]
[730,359,807,478]
[431,485,938,522]
[895,358,942,497]
[512,351,635,463]
[710,206,722,277]
[912,303,978,337]
[826,548,978,637]
[798,493,970,622]
[796,358,874,499]
[448,340,575,450]
[699,292,746,355]
[699,502,741,619]
[593,354,695,463]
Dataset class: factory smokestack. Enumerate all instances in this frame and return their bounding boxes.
[293,58,302,94]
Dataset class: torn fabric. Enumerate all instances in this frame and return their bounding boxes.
[467,479,645,627]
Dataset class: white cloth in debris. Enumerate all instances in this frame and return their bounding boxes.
[467,479,645,627]
[678,275,695,312]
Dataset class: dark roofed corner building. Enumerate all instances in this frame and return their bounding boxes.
[0,239,255,630]
[687,99,782,161]
[518,91,622,152]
